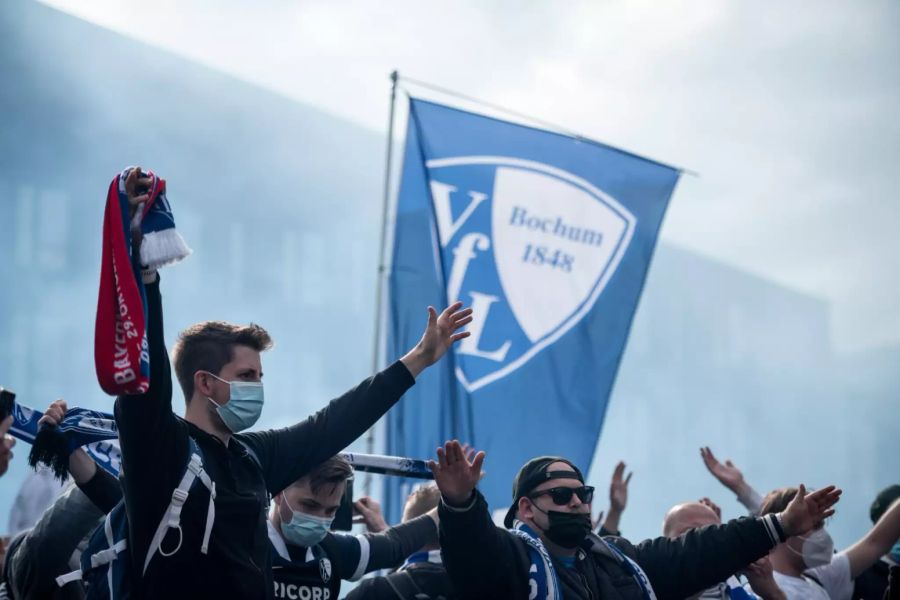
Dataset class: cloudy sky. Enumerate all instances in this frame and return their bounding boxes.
[41,0,900,353]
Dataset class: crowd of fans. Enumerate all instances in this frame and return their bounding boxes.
[0,169,897,600]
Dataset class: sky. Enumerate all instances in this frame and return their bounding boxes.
[37,0,900,355]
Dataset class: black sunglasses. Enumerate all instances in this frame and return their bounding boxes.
[529,485,595,505]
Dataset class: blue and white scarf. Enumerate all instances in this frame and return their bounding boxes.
[399,550,443,571]
[9,401,121,478]
[510,522,562,600]
[510,523,658,600]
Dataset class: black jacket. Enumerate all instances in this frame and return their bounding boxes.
[438,490,787,600]
[114,278,416,599]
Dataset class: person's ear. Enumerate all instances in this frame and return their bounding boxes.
[518,496,535,521]
[194,371,215,398]
[273,492,284,507]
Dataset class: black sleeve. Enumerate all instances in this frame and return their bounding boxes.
[361,515,438,574]
[5,486,103,598]
[438,490,525,600]
[77,466,124,514]
[113,276,189,569]
[598,524,620,537]
[629,515,785,600]
[238,360,415,494]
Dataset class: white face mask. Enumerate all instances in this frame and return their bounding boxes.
[788,527,834,569]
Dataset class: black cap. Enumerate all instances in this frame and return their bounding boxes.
[870,484,900,524]
[503,456,584,528]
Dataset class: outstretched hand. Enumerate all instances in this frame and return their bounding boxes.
[700,447,748,495]
[779,484,842,537]
[400,302,473,378]
[609,461,632,513]
[427,440,485,506]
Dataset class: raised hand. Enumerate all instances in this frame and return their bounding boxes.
[38,398,67,428]
[600,461,632,533]
[427,440,485,506]
[779,484,842,537]
[0,415,15,477]
[353,496,389,533]
[699,497,722,522]
[609,461,632,513]
[700,446,748,495]
[400,302,473,378]
[123,167,154,223]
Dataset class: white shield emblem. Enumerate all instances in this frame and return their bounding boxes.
[426,156,636,391]
[319,557,332,583]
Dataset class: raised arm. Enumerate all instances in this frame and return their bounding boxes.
[701,447,763,515]
[635,484,841,600]
[845,498,900,578]
[601,461,632,535]
[431,440,519,599]
[243,303,473,494]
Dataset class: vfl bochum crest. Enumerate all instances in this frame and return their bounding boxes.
[428,156,635,391]
[386,97,681,522]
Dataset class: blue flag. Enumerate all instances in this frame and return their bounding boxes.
[385,98,680,521]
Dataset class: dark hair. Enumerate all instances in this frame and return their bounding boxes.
[302,455,353,495]
[172,321,273,402]
[760,487,799,516]
[402,484,441,522]
[871,485,900,524]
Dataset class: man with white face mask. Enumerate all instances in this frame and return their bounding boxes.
[266,455,439,599]
[761,487,900,600]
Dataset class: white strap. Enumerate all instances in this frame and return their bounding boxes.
[104,512,116,593]
[91,540,128,568]
[143,453,202,575]
[201,481,216,554]
[55,569,83,587]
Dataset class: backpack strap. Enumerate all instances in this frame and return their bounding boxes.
[386,570,432,600]
[803,571,827,591]
[142,437,217,575]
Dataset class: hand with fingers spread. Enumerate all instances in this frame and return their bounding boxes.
[353,496,389,533]
[778,484,842,537]
[0,415,15,477]
[428,440,485,506]
[609,461,632,513]
[700,446,750,497]
[400,302,473,378]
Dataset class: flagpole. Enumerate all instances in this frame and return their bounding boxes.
[397,74,697,177]
[364,70,400,497]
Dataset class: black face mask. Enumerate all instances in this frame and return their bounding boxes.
[537,508,591,548]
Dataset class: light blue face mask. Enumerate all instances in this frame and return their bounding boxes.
[204,372,264,433]
[890,540,900,563]
[280,495,334,547]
